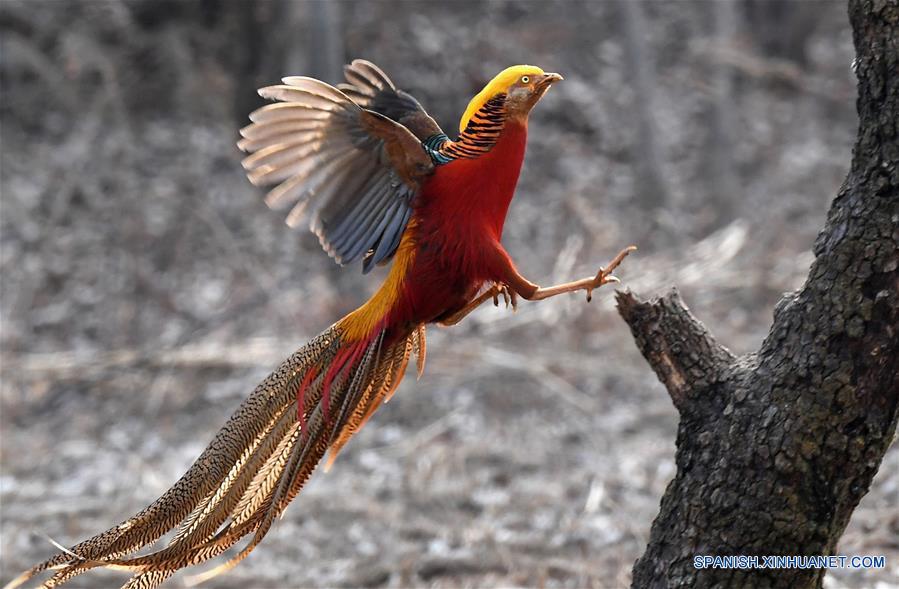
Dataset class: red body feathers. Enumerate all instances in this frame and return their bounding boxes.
[384,119,529,335]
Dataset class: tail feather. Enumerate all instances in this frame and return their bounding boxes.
[170,403,294,544]
[326,332,385,447]
[411,324,426,378]
[325,333,415,468]
[8,322,426,589]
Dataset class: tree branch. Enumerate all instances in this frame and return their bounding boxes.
[616,289,735,412]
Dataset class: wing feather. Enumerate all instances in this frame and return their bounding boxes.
[284,151,360,228]
[239,120,325,140]
[280,76,363,102]
[340,59,445,141]
[342,197,402,263]
[248,143,349,187]
[264,146,360,213]
[368,201,411,267]
[237,129,323,153]
[324,172,390,246]
[258,85,352,111]
[240,61,434,271]
[248,103,334,123]
[330,180,393,255]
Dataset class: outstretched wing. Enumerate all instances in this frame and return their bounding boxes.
[239,74,433,273]
[338,59,446,142]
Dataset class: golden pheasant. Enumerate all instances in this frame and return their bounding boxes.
[9,60,634,589]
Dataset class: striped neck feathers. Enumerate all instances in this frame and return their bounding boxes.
[423,94,508,164]
[458,65,544,132]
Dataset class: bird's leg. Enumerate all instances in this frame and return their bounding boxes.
[441,245,634,326]
[438,283,516,327]
[522,245,637,302]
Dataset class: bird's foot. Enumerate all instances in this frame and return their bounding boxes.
[491,282,518,310]
[584,245,637,302]
[438,283,516,326]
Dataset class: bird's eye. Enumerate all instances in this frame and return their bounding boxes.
[521,76,530,84]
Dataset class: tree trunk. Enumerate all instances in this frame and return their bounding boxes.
[618,1,899,587]
[617,0,671,215]
[707,0,739,228]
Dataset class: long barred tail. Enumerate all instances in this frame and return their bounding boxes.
[7,322,426,589]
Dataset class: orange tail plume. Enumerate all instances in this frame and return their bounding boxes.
[7,320,425,589]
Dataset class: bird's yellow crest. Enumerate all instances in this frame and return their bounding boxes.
[459,65,545,133]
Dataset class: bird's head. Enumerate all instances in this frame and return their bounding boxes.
[459,65,563,133]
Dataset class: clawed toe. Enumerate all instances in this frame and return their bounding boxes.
[490,283,518,310]
[494,283,517,310]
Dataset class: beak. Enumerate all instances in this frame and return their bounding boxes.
[538,72,564,88]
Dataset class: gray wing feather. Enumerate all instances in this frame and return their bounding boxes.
[343,197,401,263]
[366,206,412,272]
[367,200,412,270]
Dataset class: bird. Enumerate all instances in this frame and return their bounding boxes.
[9,60,635,589]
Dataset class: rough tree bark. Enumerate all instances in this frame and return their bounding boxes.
[617,1,898,587]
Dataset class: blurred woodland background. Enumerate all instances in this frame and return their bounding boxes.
[1,1,896,587]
